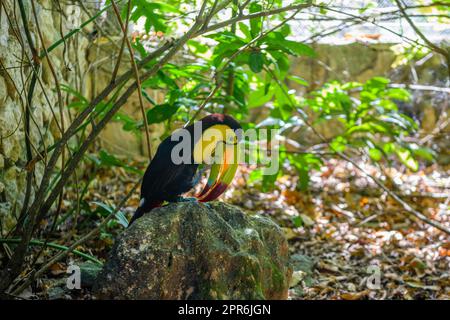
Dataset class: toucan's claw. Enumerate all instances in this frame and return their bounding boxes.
[202,202,212,209]
[174,197,198,203]
[177,197,198,202]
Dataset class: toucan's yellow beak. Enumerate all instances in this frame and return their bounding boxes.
[197,143,238,202]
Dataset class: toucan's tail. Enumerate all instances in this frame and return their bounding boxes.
[129,199,163,226]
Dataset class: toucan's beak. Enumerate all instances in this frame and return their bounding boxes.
[197,143,238,202]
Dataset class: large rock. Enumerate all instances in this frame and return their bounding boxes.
[94,202,291,300]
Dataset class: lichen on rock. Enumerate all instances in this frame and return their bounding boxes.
[94,201,292,300]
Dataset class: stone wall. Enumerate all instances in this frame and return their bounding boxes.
[287,43,449,162]
[0,0,92,224]
[0,1,168,224]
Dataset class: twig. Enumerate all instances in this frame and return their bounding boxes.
[0,239,102,265]
[199,0,313,35]
[186,83,224,127]
[394,0,450,79]
[75,0,121,52]
[10,179,141,296]
[315,4,434,52]
[41,1,120,59]
[388,83,450,93]
[11,0,39,260]
[29,0,68,269]
[110,0,152,158]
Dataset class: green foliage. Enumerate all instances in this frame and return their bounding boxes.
[87,150,142,175]
[62,0,432,195]
[128,1,180,33]
[146,103,180,124]
[92,201,129,228]
[289,153,323,191]
[298,78,429,173]
[248,76,431,191]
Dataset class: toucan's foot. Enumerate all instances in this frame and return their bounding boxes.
[174,196,198,203]
[202,202,212,209]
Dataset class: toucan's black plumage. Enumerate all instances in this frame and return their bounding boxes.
[129,114,241,225]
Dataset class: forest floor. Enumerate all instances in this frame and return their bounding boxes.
[227,161,450,300]
[17,158,449,300]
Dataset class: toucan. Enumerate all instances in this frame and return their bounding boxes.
[129,114,242,225]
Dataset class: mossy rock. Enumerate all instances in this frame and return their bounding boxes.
[94,201,291,299]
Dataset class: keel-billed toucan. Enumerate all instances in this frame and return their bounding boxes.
[130,114,241,225]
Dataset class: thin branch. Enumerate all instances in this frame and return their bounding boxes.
[111,0,152,159]
[29,0,68,269]
[10,179,141,296]
[388,83,450,93]
[0,0,40,292]
[394,0,450,79]
[187,7,302,125]
[198,0,313,35]
[314,4,442,55]
[0,239,102,265]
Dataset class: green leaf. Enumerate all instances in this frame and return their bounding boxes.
[292,216,303,228]
[187,40,209,54]
[249,51,264,73]
[249,2,262,37]
[365,76,390,90]
[268,33,316,57]
[248,168,263,184]
[369,148,382,161]
[385,88,411,101]
[371,76,390,84]
[283,41,316,57]
[238,22,252,40]
[92,201,129,228]
[280,24,291,37]
[114,112,140,132]
[267,50,290,75]
[396,148,419,171]
[115,211,130,228]
[288,75,309,87]
[95,150,142,174]
[146,103,180,124]
[61,84,89,110]
[330,136,347,152]
[248,84,275,108]
[410,145,435,162]
[132,37,147,58]
[341,81,362,90]
[129,1,180,33]
[380,113,416,131]
[346,122,389,135]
